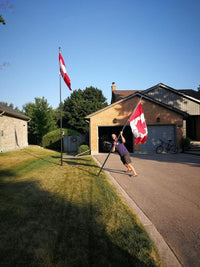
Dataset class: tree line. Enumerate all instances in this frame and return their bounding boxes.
[2,86,108,144]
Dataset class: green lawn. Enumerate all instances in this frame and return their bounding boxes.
[0,146,162,266]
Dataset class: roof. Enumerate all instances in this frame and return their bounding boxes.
[141,83,200,104]
[178,89,200,100]
[0,103,31,121]
[111,90,141,103]
[86,92,188,119]
[111,83,200,104]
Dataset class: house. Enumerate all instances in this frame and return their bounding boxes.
[0,103,31,152]
[86,82,200,154]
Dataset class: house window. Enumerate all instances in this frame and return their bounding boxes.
[1,130,3,136]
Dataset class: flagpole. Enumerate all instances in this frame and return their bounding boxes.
[59,47,63,166]
[97,96,142,176]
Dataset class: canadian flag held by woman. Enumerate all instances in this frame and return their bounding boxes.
[128,102,148,144]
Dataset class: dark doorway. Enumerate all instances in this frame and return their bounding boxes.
[186,116,196,140]
[98,126,133,153]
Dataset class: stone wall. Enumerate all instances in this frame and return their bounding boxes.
[0,115,28,152]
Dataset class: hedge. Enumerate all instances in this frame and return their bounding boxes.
[77,144,90,155]
[42,128,80,150]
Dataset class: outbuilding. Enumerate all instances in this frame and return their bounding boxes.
[0,103,30,152]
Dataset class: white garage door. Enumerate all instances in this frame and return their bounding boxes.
[140,125,176,153]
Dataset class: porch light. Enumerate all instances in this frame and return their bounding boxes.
[156,117,160,123]
[113,118,118,123]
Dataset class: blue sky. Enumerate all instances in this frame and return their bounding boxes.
[1,0,200,110]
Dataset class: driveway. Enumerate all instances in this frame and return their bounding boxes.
[94,153,200,267]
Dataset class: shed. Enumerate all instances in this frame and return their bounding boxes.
[0,103,31,152]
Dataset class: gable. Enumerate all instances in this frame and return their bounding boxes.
[86,92,188,120]
[143,84,200,115]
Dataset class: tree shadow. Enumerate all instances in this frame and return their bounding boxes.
[0,178,159,267]
[0,169,16,178]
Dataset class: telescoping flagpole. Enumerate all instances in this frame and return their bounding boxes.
[97,97,142,176]
[59,47,63,166]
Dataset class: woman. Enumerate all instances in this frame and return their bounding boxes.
[111,131,137,177]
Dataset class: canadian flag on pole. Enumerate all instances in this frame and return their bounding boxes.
[59,51,72,91]
[128,102,148,144]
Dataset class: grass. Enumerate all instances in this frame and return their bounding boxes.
[0,146,162,267]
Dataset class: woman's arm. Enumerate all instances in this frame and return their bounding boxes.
[111,142,116,152]
[120,131,126,143]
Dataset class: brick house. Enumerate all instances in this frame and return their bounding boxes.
[86,84,189,154]
[112,83,200,141]
[0,103,30,152]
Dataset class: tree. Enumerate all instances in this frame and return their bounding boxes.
[63,86,108,133]
[0,102,21,112]
[23,97,57,144]
[0,14,6,25]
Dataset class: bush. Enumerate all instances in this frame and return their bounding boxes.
[77,144,90,155]
[42,128,80,150]
[180,136,191,151]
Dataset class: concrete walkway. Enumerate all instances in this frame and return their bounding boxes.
[93,153,200,267]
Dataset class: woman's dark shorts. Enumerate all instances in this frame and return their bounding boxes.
[121,153,131,165]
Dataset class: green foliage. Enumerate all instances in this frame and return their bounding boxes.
[23,97,57,144]
[180,136,191,151]
[42,128,80,150]
[77,144,90,155]
[0,102,20,112]
[0,15,6,25]
[63,86,108,133]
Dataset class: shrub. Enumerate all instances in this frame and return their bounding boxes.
[42,128,80,150]
[77,144,90,155]
[180,136,191,151]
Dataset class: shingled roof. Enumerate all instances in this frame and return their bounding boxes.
[111,90,142,103]
[0,103,31,121]
[111,83,200,104]
[178,89,200,100]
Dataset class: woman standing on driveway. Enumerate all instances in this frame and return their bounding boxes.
[111,131,137,177]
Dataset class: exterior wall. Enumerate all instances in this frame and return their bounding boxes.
[0,115,28,152]
[146,87,200,115]
[89,97,184,154]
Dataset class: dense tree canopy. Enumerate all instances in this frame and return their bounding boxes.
[63,86,108,133]
[23,97,56,144]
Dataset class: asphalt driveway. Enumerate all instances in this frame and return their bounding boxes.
[94,153,200,267]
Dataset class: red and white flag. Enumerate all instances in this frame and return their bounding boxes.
[59,51,72,91]
[128,102,148,144]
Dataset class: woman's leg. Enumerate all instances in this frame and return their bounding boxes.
[125,163,137,176]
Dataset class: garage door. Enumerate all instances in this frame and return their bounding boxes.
[98,126,133,153]
[140,125,176,153]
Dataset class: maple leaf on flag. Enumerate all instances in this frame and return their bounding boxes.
[128,102,148,144]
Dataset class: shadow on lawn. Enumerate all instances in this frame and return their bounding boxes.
[23,150,60,166]
[0,169,16,178]
[0,177,158,267]
[64,157,98,168]
[64,158,100,176]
